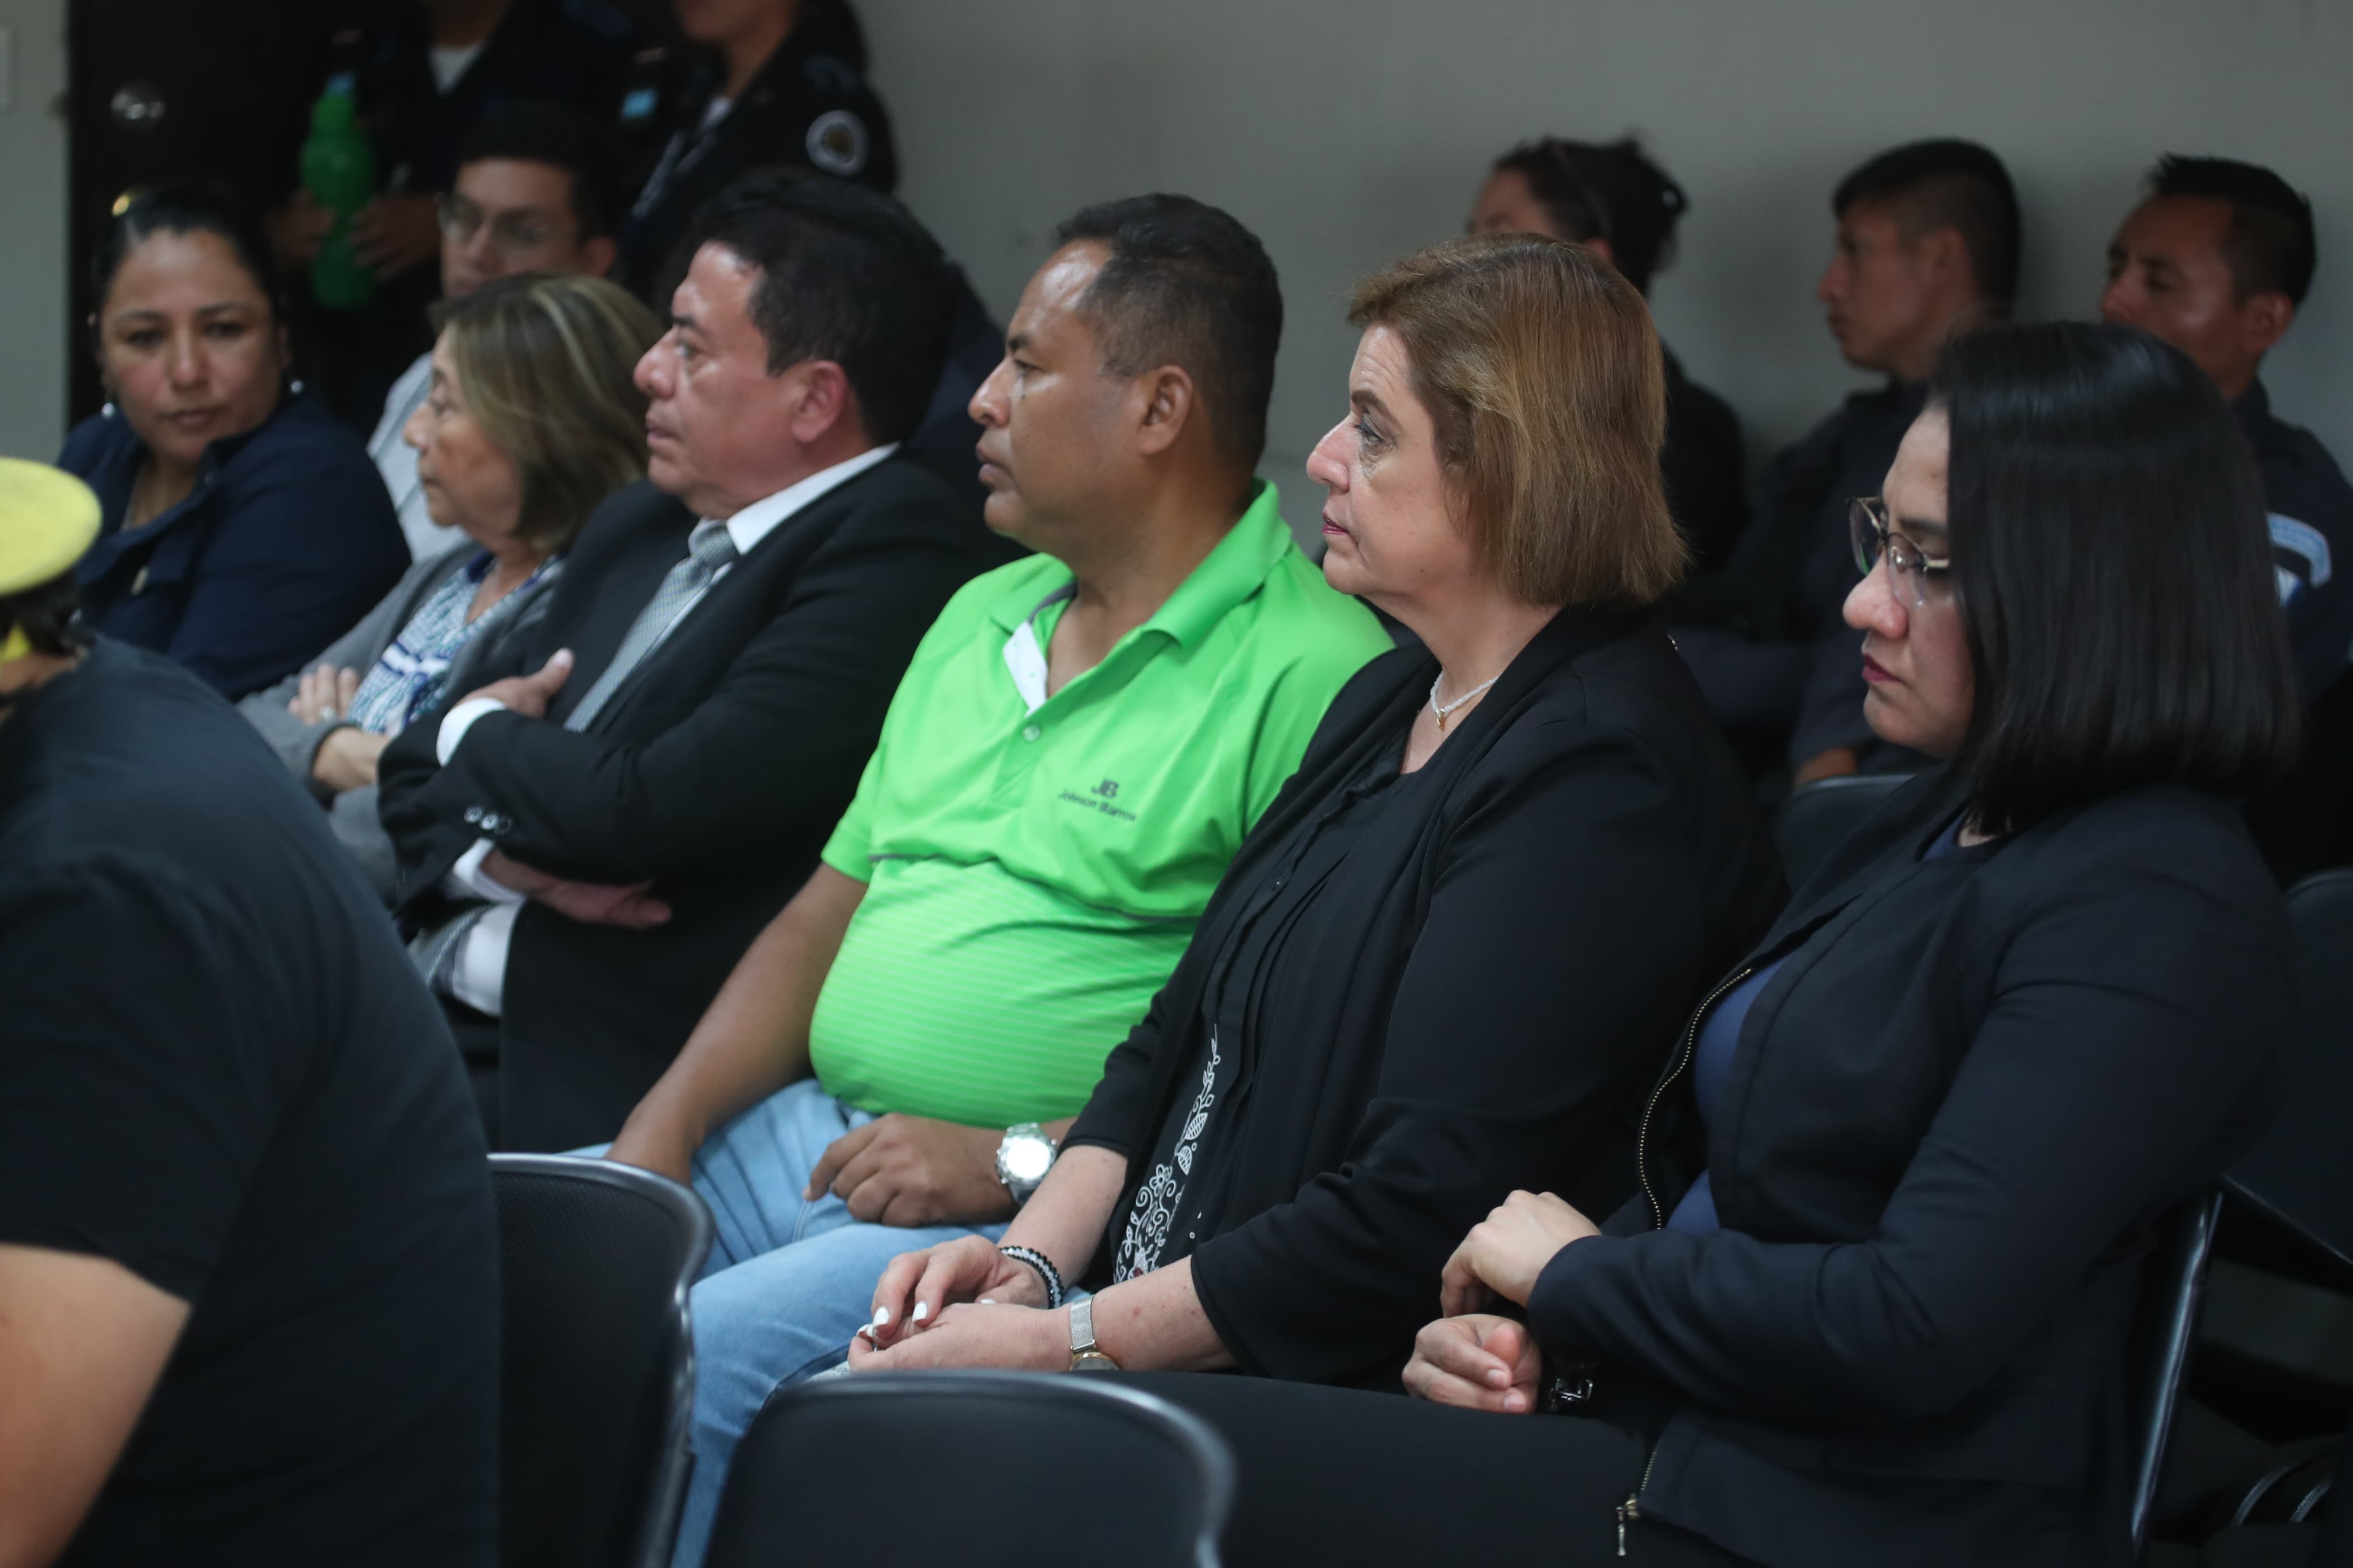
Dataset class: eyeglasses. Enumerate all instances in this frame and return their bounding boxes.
[1849,496,1954,610]
[436,194,564,254]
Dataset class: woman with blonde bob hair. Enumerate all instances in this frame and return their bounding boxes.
[847,234,1786,1427]
[242,272,660,897]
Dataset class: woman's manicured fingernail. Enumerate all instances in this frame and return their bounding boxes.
[911,1302,929,1323]
[977,1298,996,1306]
[872,1306,890,1328]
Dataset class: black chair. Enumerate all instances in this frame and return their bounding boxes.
[704,1370,1235,1568]
[492,1153,714,1568]
[2131,1190,2230,1552]
[1772,772,1913,892]
[2225,869,2353,1272]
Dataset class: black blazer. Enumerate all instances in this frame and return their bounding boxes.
[378,460,1015,1150]
[1528,766,2294,1568]
[1066,606,1786,1388]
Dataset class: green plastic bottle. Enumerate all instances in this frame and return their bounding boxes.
[301,79,376,309]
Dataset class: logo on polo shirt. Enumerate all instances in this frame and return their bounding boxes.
[1060,777,1136,822]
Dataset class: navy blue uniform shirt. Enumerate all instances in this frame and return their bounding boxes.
[2238,379,2353,702]
[615,3,897,296]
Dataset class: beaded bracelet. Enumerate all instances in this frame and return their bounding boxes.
[998,1244,1065,1310]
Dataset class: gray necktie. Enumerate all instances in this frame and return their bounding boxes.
[564,521,740,732]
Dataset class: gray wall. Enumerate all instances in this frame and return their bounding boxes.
[862,0,2353,533]
[0,0,67,461]
[1,0,2346,487]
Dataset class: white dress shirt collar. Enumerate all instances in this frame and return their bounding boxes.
[710,442,899,559]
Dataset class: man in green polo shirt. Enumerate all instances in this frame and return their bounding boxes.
[606,194,1387,1566]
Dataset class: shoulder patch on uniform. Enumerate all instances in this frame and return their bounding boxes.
[806,109,869,177]
[2270,512,2333,592]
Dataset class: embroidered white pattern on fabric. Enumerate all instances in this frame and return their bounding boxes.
[1114,1030,1222,1281]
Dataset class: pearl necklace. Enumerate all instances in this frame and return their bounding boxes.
[1428,671,1501,733]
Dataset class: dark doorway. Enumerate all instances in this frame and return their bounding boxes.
[64,0,682,426]
[65,0,396,423]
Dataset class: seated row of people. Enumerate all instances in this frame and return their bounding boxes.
[0,188,2300,1567]
[63,107,2351,902]
[841,303,2303,1568]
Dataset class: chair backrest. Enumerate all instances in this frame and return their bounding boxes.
[704,1370,1235,1568]
[2225,868,2353,1272]
[2126,1189,2226,1550]
[492,1154,713,1568]
[1772,773,1913,893]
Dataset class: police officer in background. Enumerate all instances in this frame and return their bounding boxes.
[280,0,640,426]
[2104,155,2353,881]
[615,0,897,297]
[2101,155,2353,704]
[1670,139,2017,787]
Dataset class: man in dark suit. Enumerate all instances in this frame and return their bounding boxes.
[378,172,1016,1152]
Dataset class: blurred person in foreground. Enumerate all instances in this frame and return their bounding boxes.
[0,460,496,1566]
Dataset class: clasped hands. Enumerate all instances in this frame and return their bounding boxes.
[1404,1189,1599,1416]
[292,663,392,794]
[844,1234,1069,1375]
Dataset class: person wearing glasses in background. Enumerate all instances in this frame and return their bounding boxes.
[1471,136,1746,576]
[368,102,626,560]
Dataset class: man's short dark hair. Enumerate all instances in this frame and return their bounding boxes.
[455,101,624,243]
[1937,321,2300,833]
[1833,139,2021,313]
[1051,195,1283,469]
[684,173,953,446]
[2147,154,2317,307]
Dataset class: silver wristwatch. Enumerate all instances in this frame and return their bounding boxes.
[994,1122,1057,1206]
[1068,1295,1119,1372]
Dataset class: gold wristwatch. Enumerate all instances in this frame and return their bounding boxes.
[1068,1297,1119,1372]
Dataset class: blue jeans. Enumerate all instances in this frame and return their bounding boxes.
[660,1080,1009,1568]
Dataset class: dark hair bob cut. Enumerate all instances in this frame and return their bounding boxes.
[1938,320,2300,835]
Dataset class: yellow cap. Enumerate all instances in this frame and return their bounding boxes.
[0,460,101,664]
[0,459,102,596]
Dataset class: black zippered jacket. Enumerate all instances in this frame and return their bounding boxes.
[1065,606,1786,1388]
[1527,766,2292,1567]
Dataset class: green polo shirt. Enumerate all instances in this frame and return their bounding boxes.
[808,483,1390,1128]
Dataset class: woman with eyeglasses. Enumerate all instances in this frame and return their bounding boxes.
[1471,137,1747,574]
[241,274,658,900]
[60,182,410,702]
[1107,323,2301,1568]
[367,103,624,561]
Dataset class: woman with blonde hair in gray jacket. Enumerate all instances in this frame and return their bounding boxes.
[242,273,657,897]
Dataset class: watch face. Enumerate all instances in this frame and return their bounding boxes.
[1002,1136,1054,1183]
